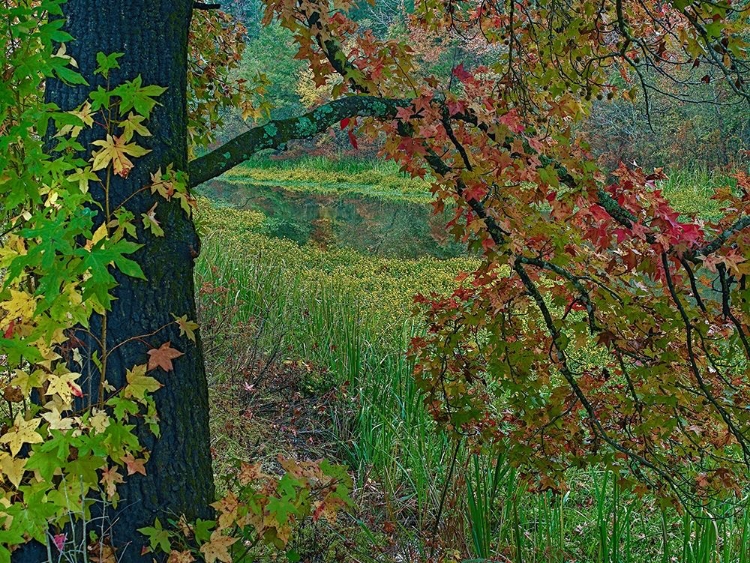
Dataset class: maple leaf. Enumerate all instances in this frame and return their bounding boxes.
[238,461,264,486]
[91,134,150,177]
[167,551,196,563]
[123,364,163,400]
[142,203,164,237]
[150,168,176,199]
[172,314,199,342]
[67,167,100,193]
[347,130,359,150]
[452,63,472,82]
[0,451,27,488]
[721,250,747,276]
[147,342,184,372]
[701,253,723,273]
[100,465,125,498]
[46,371,84,404]
[0,414,43,456]
[122,453,148,476]
[210,492,239,530]
[89,543,117,563]
[52,534,66,552]
[41,408,76,431]
[120,112,152,142]
[199,531,237,563]
[395,106,414,120]
[88,408,111,434]
[499,109,524,134]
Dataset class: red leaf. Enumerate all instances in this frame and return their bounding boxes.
[347,130,359,150]
[395,106,413,120]
[3,319,15,339]
[452,63,472,83]
[67,380,84,398]
[339,117,350,130]
[313,502,325,522]
[499,109,524,134]
[614,228,630,243]
[53,534,66,552]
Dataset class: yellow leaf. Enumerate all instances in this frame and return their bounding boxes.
[46,371,83,404]
[0,289,37,327]
[88,408,111,434]
[123,364,163,401]
[173,314,199,342]
[0,415,43,457]
[199,531,237,563]
[41,408,76,431]
[0,452,27,488]
[86,223,109,252]
[10,369,42,396]
[91,134,151,177]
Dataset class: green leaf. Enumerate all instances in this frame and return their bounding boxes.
[94,52,124,78]
[115,255,147,280]
[138,518,172,554]
[53,65,88,86]
[194,519,215,543]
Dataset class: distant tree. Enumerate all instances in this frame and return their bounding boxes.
[585,72,749,170]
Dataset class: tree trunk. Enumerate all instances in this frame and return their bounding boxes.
[19,2,215,560]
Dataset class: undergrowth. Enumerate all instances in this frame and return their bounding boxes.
[194,165,750,562]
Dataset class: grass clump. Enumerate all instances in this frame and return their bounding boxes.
[220,155,433,203]
[658,168,740,221]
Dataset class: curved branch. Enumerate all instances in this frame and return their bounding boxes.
[187,96,409,187]
[689,215,750,260]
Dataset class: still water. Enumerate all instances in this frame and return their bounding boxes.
[198,180,465,259]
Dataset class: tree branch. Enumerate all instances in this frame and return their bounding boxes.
[187,96,409,187]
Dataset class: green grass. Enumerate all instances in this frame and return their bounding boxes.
[658,168,739,221]
[195,165,750,562]
[220,155,434,203]
[224,157,744,218]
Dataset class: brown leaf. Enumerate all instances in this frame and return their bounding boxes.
[122,453,148,476]
[147,342,184,372]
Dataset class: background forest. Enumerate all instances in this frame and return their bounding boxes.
[218,0,749,170]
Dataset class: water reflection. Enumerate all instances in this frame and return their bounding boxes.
[197,180,465,259]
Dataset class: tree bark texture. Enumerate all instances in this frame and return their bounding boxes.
[19,2,214,561]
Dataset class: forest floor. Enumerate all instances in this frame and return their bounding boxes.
[196,157,750,563]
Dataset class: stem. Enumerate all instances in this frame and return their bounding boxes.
[431,437,461,552]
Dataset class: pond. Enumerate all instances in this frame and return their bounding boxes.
[197,179,466,259]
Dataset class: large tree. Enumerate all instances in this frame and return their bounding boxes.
[1,0,749,561]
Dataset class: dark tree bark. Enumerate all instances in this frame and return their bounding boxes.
[17,2,214,561]
[12,6,407,562]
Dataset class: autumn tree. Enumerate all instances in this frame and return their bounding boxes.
[1,0,750,561]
